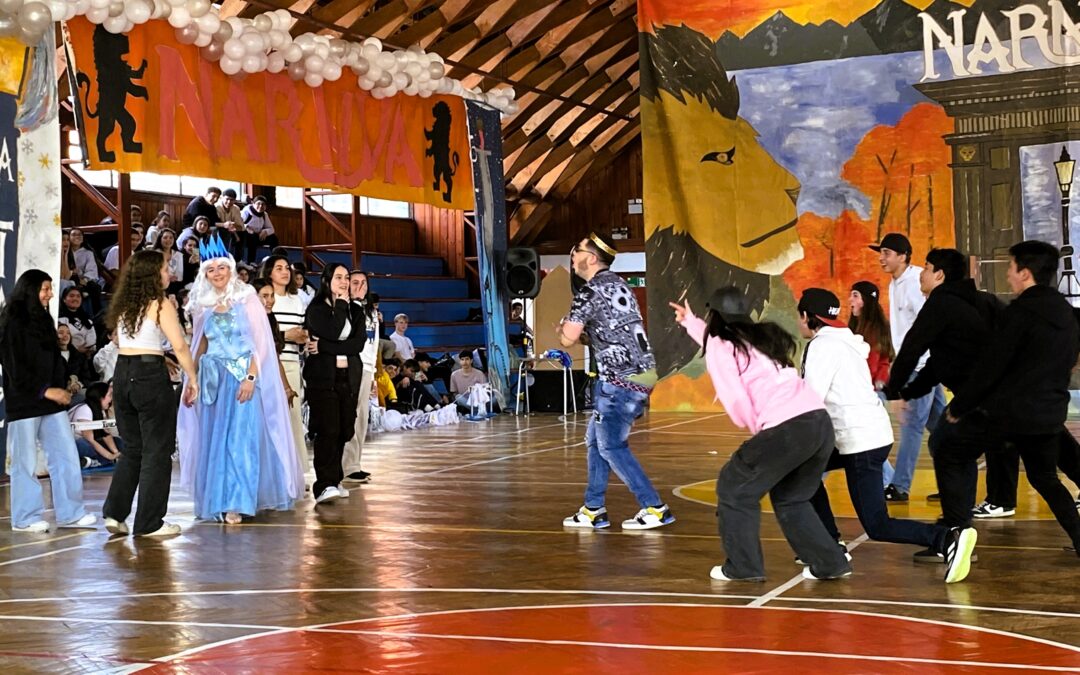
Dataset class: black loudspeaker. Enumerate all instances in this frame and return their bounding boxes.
[526,370,588,412]
[506,247,541,298]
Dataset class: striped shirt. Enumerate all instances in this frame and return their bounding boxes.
[272,292,305,363]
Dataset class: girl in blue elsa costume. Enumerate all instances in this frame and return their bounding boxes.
[178,234,303,524]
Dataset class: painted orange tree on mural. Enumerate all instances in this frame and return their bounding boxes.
[783,103,956,313]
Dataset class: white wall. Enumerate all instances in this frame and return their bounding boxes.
[540,251,646,274]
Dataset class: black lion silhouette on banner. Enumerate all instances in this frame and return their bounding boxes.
[75,24,148,163]
[425,101,460,203]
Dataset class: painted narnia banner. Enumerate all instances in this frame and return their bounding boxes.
[65,17,474,210]
[640,0,1080,411]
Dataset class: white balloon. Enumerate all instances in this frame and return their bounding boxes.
[418,88,432,99]
[222,38,244,60]
[357,76,374,91]
[193,31,212,47]
[195,12,218,35]
[85,6,107,23]
[215,22,232,42]
[506,101,519,115]
[404,83,419,96]
[200,41,224,62]
[282,43,303,63]
[186,0,209,18]
[351,56,369,76]
[274,8,290,24]
[427,61,444,80]
[404,61,421,77]
[375,71,392,88]
[329,38,347,57]
[107,1,121,16]
[269,29,286,50]
[294,32,314,52]
[104,13,131,33]
[323,62,341,81]
[363,36,381,51]
[392,71,407,89]
[166,5,188,27]
[370,88,385,100]
[150,0,169,19]
[45,0,63,20]
[503,87,516,100]
[267,52,285,73]
[360,43,379,61]
[219,55,241,75]
[253,13,271,32]
[314,43,329,60]
[375,51,394,71]
[304,54,324,73]
[166,0,185,6]
[224,16,243,34]
[88,0,107,8]
[383,84,398,97]
[287,61,304,81]
[393,50,407,67]
[303,71,322,88]
[240,31,262,54]
[242,54,261,73]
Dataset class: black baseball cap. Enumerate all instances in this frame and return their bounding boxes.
[851,280,879,301]
[869,232,912,255]
[798,288,846,328]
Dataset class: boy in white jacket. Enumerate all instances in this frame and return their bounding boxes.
[797,288,973,584]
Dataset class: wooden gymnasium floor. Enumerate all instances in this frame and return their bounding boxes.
[1,411,1080,673]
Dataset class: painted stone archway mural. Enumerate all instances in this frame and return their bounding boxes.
[640,0,1080,411]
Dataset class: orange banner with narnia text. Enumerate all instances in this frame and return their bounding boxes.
[66,18,473,209]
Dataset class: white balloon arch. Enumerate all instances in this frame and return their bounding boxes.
[0,0,520,115]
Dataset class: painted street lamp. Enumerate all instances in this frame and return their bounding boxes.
[1054,147,1079,305]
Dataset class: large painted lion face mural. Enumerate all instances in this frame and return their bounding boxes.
[641,23,797,378]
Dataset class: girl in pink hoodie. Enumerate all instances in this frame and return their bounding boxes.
[671,286,852,582]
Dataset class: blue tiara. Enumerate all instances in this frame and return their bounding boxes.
[199,233,232,263]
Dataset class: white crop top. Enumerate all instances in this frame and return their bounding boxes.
[119,312,167,351]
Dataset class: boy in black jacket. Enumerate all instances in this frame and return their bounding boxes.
[946,241,1080,557]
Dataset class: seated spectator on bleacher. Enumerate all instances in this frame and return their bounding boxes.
[239,196,278,264]
[236,264,253,285]
[181,237,200,286]
[93,327,119,382]
[182,187,220,230]
[144,210,172,246]
[68,228,105,313]
[59,231,78,294]
[59,287,97,355]
[451,349,489,412]
[69,381,121,468]
[292,262,316,308]
[378,358,400,409]
[153,228,184,293]
[103,224,146,275]
[100,203,142,225]
[390,313,415,360]
[415,352,450,402]
[394,359,441,411]
[217,188,245,255]
[57,322,97,393]
[177,215,213,250]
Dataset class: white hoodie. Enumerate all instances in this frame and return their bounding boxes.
[803,326,894,455]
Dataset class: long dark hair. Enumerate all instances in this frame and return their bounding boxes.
[0,269,56,348]
[700,286,796,373]
[59,286,92,324]
[107,249,166,336]
[849,286,894,358]
[312,262,348,307]
[84,381,110,420]
[259,254,298,295]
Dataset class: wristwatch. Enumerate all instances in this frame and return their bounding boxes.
[245,374,257,383]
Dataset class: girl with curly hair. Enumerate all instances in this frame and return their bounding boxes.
[102,250,198,538]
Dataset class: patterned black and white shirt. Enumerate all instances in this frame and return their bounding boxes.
[567,269,655,381]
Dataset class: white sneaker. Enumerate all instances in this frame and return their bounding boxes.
[972,502,1015,518]
[709,565,735,581]
[59,514,98,529]
[621,505,675,530]
[12,520,50,533]
[315,486,341,504]
[562,505,610,529]
[336,485,350,498]
[139,522,181,538]
[104,517,129,535]
[802,566,853,580]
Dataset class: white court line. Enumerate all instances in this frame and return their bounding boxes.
[413,414,724,478]
[747,534,869,608]
[0,545,86,568]
[426,419,583,448]
[4,585,1080,622]
[137,601,1080,671]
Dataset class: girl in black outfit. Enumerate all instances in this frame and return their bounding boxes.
[303,263,366,503]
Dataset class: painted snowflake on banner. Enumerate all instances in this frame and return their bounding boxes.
[22,208,37,226]
[20,138,32,156]
[45,184,58,198]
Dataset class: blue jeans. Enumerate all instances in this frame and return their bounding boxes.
[583,380,661,509]
[76,436,122,464]
[890,381,946,493]
[7,412,88,528]
[811,445,946,550]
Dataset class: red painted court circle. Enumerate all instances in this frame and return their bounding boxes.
[144,603,1080,673]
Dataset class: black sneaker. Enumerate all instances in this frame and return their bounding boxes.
[343,471,371,484]
[944,526,978,583]
[884,485,909,503]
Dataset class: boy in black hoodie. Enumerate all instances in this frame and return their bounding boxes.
[946,241,1080,556]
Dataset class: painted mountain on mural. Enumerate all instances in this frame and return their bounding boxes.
[715,0,1074,70]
